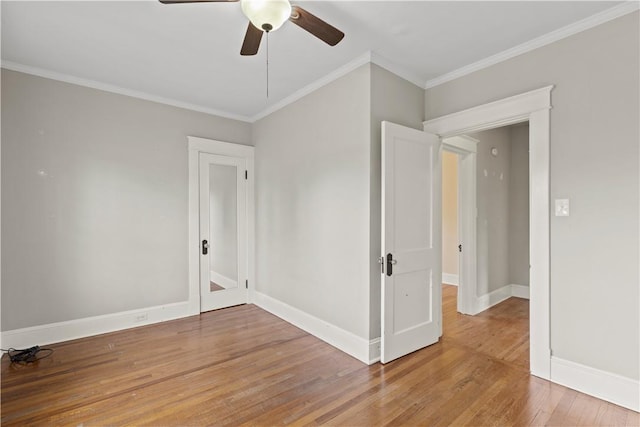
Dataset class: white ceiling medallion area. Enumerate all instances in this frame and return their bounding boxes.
[1,1,637,123]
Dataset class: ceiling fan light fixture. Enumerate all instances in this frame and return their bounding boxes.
[240,0,291,32]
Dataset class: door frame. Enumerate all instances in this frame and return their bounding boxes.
[187,136,255,315]
[441,135,478,317]
[424,85,553,380]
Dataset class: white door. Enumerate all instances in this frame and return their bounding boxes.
[381,121,442,363]
[199,153,248,312]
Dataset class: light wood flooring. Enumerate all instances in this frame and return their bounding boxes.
[210,281,225,292]
[2,285,638,426]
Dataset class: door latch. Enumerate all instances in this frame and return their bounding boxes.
[386,253,397,276]
[458,244,462,253]
[202,239,209,255]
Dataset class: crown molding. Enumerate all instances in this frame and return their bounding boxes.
[1,60,253,123]
[369,52,425,89]
[424,1,640,89]
[250,51,373,122]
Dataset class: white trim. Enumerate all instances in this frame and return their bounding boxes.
[187,137,255,314]
[1,301,191,350]
[424,86,553,137]
[252,292,375,365]
[368,338,381,364]
[442,135,478,315]
[443,135,479,153]
[1,61,252,123]
[475,285,513,314]
[209,271,237,289]
[424,85,553,381]
[250,52,372,122]
[473,285,531,314]
[370,51,426,89]
[551,356,640,412]
[252,51,425,122]
[424,2,640,89]
[510,284,530,299]
[442,273,459,286]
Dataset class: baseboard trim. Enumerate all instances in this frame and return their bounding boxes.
[510,284,530,299]
[475,285,512,314]
[252,291,375,365]
[1,301,194,350]
[442,273,459,286]
[368,338,381,364]
[550,356,639,411]
[473,284,530,314]
[209,271,237,289]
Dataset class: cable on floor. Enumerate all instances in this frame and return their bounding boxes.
[1,346,54,364]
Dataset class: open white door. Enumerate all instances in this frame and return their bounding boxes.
[381,121,442,363]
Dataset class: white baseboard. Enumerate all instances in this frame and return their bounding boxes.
[473,284,530,314]
[442,273,459,286]
[369,338,381,364]
[510,284,530,299]
[209,271,237,289]
[475,285,512,313]
[1,301,194,350]
[252,291,377,365]
[551,356,639,412]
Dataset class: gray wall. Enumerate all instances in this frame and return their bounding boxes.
[425,12,639,380]
[253,63,424,342]
[471,127,512,295]
[369,64,425,339]
[471,125,530,294]
[1,69,251,330]
[508,124,530,286]
[253,64,372,340]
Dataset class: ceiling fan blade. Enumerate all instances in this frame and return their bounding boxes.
[158,0,238,4]
[240,22,263,56]
[288,5,344,46]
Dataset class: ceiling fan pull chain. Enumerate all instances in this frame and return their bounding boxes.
[266,31,269,98]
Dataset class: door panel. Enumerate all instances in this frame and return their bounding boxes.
[381,121,442,364]
[199,153,247,311]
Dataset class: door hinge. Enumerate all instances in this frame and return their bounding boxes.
[378,256,384,275]
[245,170,248,180]
[245,279,248,289]
[458,244,462,253]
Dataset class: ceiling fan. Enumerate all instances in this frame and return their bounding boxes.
[158,0,345,56]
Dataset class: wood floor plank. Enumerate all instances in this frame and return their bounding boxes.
[2,286,637,426]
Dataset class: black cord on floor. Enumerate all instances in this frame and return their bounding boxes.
[1,346,54,364]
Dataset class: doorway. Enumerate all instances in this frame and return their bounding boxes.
[187,137,255,314]
[423,85,552,379]
[442,124,530,316]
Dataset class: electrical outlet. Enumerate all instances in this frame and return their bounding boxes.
[134,313,148,322]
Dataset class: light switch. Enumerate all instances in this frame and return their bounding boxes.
[555,199,570,216]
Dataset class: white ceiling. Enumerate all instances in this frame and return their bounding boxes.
[1,1,626,121]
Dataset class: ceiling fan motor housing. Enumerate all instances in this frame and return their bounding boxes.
[240,0,292,32]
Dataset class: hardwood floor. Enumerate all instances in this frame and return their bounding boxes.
[210,281,225,292]
[2,285,638,426]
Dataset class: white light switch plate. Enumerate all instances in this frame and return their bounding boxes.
[555,199,570,216]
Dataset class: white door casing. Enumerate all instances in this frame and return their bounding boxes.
[381,121,442,364]
[423,85,552,379]
[441,136,478,315]
[187,137,255,315]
